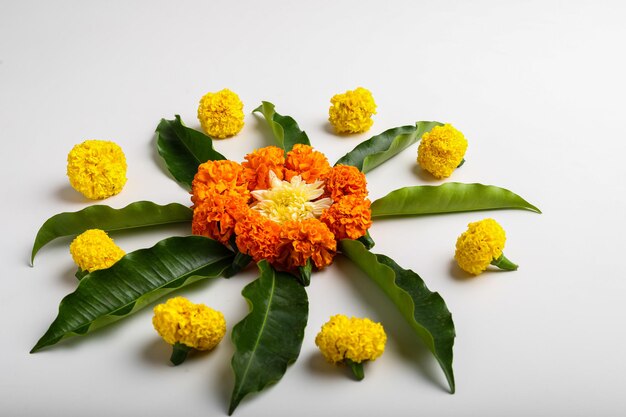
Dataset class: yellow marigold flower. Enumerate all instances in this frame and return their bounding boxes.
[417,124,468,179]
[69,229,125,273]
[284,144,331,183]
[315,315,386,372]
[153,297,226,365]
[455,218,515,275]
[328,87,377,134]
[197,88,244,139]
[242,146,285,191]
[324,165,368,200]
[67,140,127,199]
[321,195,372,240]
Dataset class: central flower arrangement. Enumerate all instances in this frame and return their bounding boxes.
[29,92,541,415]
[192,145,371,277]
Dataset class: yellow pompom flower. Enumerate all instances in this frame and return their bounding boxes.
[153,297,226,365]
[67,140,127,199]
[69,229,125,273]
[197,88,245,139]
[417,124,468,179]
[315,314,386,380]
[328,87,377,134]
[455,218,518,275]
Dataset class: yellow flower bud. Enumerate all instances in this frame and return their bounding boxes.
[197,88,244,139]
[315,314,386,364]
[328,87,376,134]
[417,124,467,179]
[69,229,125,273]
[152,297,226,351]
[67,140,127,199]
[454,218,508,275]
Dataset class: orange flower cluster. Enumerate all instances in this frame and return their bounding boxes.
[191,145,372,274]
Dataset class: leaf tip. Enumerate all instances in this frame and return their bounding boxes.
[252,101,273,114]
[227,397,241,415]
[30,341,44,354]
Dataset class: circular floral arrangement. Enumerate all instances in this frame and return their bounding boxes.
[190,144,372,274]
[30,89,541,415]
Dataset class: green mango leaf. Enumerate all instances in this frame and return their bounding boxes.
[229,260,308,415]
[156,115,226,189]
[334,121,442,173]
[371,183,541,218]
[253,101,311,153]
[339,239,456,393]
[31,201,193,265]
[31,236,234,353]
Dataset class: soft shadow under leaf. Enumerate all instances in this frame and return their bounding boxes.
[335,121,442,173]
[253,101,311,153]
[229,261,308,414]
[31,201,193,264]
[371,183,541,218]
[31,236,234,352]
[339,239,456,393]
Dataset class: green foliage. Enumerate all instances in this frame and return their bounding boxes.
[253,101,311,153]
[156,115,226,189]
[229,261,308,414]
[371,183,541,218]
[339,239,456,393]
[31,201,192,264]
[31,236,233,352]
[335,122,442,173]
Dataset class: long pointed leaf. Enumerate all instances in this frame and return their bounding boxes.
[156,115,226,189]
[339,239,456,393]
[371,183,541,218]
[31,236,233,352]
[253,101,311,153]
[31,201,192,265]
[229,261,308,414]
[335,121,442,173]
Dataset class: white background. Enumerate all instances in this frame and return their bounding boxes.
[2,1,625,416]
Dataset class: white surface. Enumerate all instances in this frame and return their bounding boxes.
[2,1,625,416]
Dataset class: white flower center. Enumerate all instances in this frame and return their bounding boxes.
[251,171,332,224]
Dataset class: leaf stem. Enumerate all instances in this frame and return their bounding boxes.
[346,359,364,381]
[491,253,518,271]
[297,260,312,287]
[170,342,192,365]
[75,268,88,280]
[357,230,375,250]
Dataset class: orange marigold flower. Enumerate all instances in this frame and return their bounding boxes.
[192,193,249,245]
[321,195,372,240]
[324,165,368,200]
[235,210,282,263]
[191,160,248,207]
[274,218,336,271]
[190,145,370,277]
[242,146,285,191]
[191,160,250,245]
[284,144,331,183]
